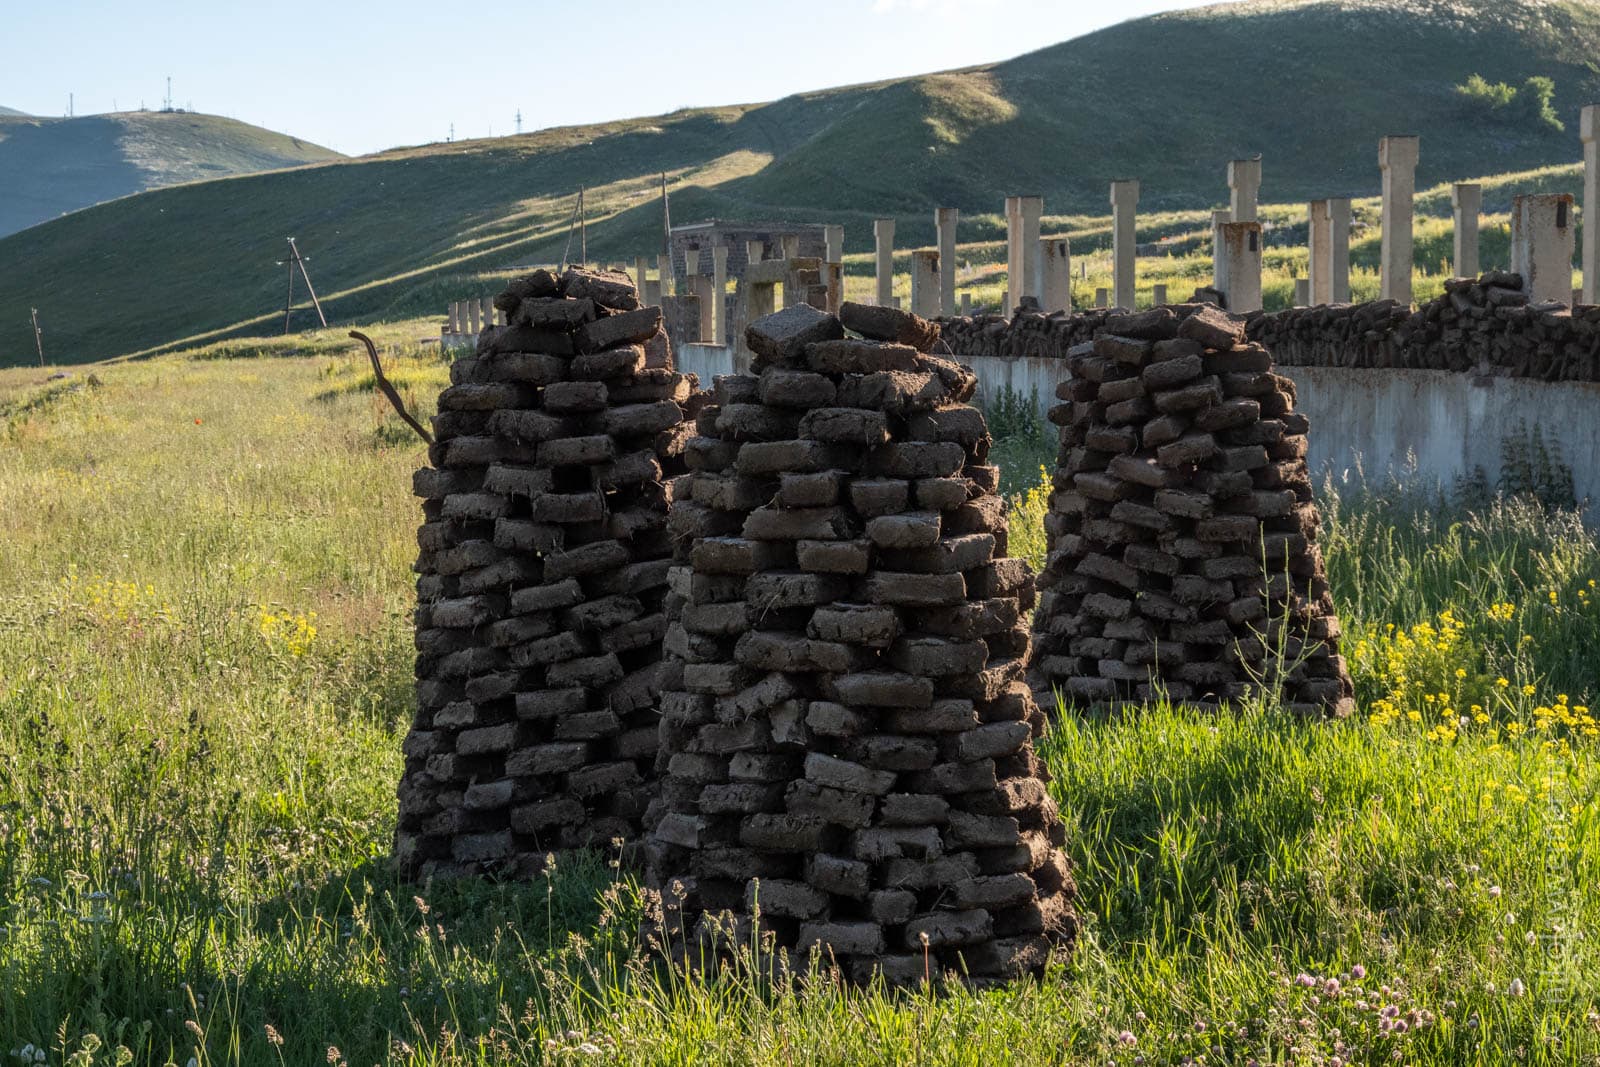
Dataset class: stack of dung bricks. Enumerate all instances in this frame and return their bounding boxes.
[1029,304,1354,717]
[396,267,698,879]
[645,300,1077,985]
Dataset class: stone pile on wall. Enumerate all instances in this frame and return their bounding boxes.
[645,301,1077,984]
[396,268,699,879]
[1029,304,1354,717]
[937,273,1600,383]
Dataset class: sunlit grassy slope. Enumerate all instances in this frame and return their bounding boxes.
[6,0,1600,366]
[0,336,1597,1063]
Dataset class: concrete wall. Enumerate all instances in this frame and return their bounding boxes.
[656,340,1600,509]
[967,353,1600,505]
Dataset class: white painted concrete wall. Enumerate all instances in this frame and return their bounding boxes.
[631,340,1600,509]
[968,354,1600,506]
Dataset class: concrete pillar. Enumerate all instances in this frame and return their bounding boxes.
[1040,236,1072,313]
[746,239,764,265]
[685,249,709,342]
[1094,287,1108,309]
[1294,278,1310,306]
[1452,183,1482,279]
[1211,208,1232,297]
[468,299,481,334]
[1307,200,1332,305]
[1379,135,1420,304]
[780,234,800,260]
[1217,221,1263,313]
[1583,105,1600,302]
[1511,193,1576,304]
[634,255,650,292]
[1152,283,1168,306]
[935,207,959,316]
[1110,180,1139,310]
[873,219,895,306]
[643,280,661,306]
[447,302,459,334]
[1003,196,1020,311]
[910,250,940,319]
[824,224,845,315]
[711,244,729,346]
[1228,157,1262,223]
[959,292,971,316]
[824,225,845,264]
[1328,198,1352,304]
[659,252,676,298]
[1017,196,1043,307]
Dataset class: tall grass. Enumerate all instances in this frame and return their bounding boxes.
[0,347,1597,1064]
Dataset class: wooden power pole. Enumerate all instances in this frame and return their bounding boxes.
[30,307,43,367]
[278,238,328,334]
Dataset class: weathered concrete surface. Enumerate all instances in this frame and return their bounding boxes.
[975,355,1600,507]
[670,343,1600,511]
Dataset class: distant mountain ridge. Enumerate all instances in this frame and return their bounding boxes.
[0,110,343,236]
[4,0,1600,365]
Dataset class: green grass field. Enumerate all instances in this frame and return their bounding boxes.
[1,335,1598,1065]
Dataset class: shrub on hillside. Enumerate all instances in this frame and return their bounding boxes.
[1454,73,1564,132]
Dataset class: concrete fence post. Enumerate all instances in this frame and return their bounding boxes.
[873,219,895,307]
[910,249,940,319]
[1217,221,1263,313]
[1511,193,1576,304]
[1379,135,1420,304]
[1152,283,1168,306]
[1452,183,1482,279]
[823,224,844,314]
[1003,196,1020,311]
[935,207,959,316]
[1040,236,1072,313]
[1110,180,1139,310]
[1228,157,1262,223]
[1307,200,1331,304]
[711,244,729,346]
[1582,105,1600,303]
[1211,208,1232,298]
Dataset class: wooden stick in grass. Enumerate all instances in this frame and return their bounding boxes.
[349,331,433,445]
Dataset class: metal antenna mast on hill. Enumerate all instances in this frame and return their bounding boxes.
[515,109,522,135]
[30,308,43,367]
[277,238,328,334]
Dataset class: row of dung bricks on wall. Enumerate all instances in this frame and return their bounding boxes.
[936,272,1600,383]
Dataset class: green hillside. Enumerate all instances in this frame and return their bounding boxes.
[5,0,1600,365]
[0,110,343,237]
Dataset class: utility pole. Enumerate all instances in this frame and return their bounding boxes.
[515,109,522,134]
[578,186,587,266]
[164,76,172,111]
[448,122,454,143]
[277,238,328,333]
[30,308,43,367]
[68,93,73,117]
[661,172,671,255]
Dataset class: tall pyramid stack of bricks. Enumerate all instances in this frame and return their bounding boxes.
[1029,304,1354,716]
[396,268,698,879]
[645,301,1077,984]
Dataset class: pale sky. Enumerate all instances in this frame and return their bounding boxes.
[1,0,1232,156]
